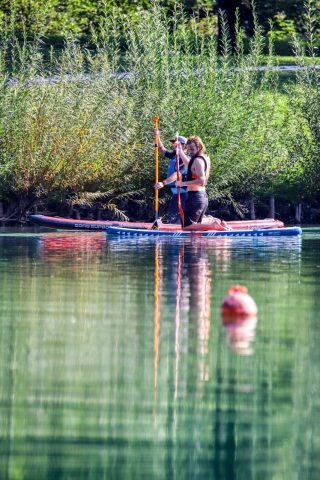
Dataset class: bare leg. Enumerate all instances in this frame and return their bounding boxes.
[201,216,222,224]
[183,220,232,231]
[221,220,232,230]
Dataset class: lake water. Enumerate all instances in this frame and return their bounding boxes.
[0,228,319,479]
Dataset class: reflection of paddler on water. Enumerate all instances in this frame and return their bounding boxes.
[152,240,213,405]
[184,242,212,383]
[153,240,161,402]
[220,285,258,356]
[153,246,259,400]
[155,134,231,231]
[39,233,105,262]
[153,240,184,403]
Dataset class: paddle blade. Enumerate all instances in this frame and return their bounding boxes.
[179,208,184,228]
[151,218,162,230]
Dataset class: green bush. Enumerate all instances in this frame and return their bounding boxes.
[0,1,316,220]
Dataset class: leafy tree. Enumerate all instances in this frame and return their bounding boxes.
[215,0,320,54]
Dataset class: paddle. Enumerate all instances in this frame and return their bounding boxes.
[152,116,161,229]
[175,132,185,227]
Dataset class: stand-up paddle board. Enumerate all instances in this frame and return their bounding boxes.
[30,215,284,231]
[106,226,302,238]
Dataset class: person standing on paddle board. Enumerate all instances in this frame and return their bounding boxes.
[175,136,231,231]
[154,129,189,224]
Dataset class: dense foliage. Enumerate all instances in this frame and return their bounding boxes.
[0,1,318,221]
[0,0,319,40]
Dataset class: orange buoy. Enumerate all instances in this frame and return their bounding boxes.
[220,285,257,321]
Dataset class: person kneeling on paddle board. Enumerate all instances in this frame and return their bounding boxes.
[175,136,231,231]
[154,129,189,224]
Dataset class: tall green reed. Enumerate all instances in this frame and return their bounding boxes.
[285,0,320,201]
[0,1,311,219]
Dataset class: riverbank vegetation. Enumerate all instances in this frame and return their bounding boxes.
[0,1,319,222]
[1,1,319,53]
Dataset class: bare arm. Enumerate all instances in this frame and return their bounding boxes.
[177,143,190,168]
[154,128,166,154]
[155,171,182,189]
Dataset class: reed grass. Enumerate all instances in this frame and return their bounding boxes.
[285,0,320,201]
[0,1,317,220]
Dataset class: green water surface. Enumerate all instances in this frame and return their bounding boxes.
[0,228,319,480]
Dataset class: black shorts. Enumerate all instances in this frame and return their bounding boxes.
[184,191,208,227]
[166,193,187,224]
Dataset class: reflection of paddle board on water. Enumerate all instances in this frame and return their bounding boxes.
[38,233,105,261]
